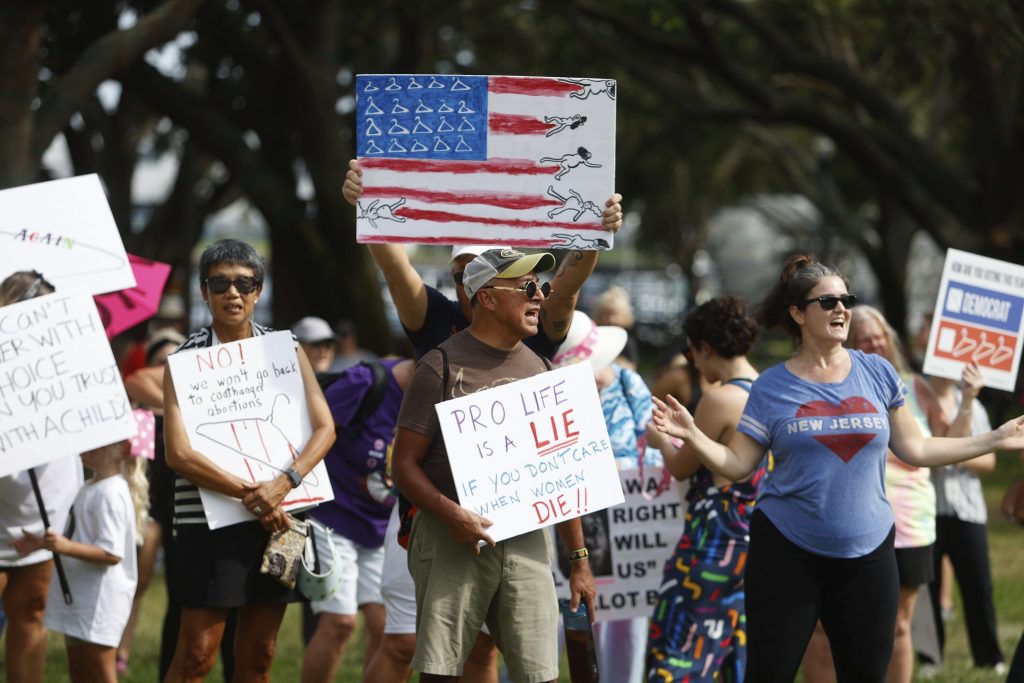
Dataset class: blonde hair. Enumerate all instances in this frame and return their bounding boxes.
[94,441,150,545]
[592,286,635,328]
[849,305,909,375]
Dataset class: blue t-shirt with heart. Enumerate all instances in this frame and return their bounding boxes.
[737,349,906,558]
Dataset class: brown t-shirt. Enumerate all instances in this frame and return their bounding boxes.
[397,330,549,502]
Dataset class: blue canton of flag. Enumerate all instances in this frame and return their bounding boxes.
[357,75,488,161]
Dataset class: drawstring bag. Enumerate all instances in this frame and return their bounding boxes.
[298,518,342,601]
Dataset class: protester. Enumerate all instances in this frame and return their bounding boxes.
[392,248,596,682]
[553,310,659,682]
[925,364,1006,672]
[14,439,146,683]
[645,296,763,682]
[292,316,338,373]
[0,270,83,682]
[651,254,1024,681]
[301,357,414,682]
[161,239,335,682]
[341,158,623,361]
[591,285,640,368]
[849,304,943,683]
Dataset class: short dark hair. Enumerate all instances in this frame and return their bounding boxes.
[683,296,758,359]
[198,239,266,285]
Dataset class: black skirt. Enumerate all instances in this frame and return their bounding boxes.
[171,520,305,608]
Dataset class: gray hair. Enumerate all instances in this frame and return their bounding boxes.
[198,239,266,284]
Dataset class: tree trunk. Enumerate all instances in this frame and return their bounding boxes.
[0,2,44,188]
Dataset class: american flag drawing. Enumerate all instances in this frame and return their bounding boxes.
[355,74,617,250]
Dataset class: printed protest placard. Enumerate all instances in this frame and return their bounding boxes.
[0,293,135,477]
[923,249,1024,391]
[552,467,686,622]
[0,175,135,296]
[436,362,623,543]
[355,74,616,251]
[167,331,332,529]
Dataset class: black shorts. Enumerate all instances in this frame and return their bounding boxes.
[895,544,934,587]
[171,521,304,608]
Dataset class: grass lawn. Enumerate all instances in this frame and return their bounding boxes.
[13,455,1024,681]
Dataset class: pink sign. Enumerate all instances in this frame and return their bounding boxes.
[93,254,172,339]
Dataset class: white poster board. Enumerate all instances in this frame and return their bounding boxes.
[551,467,686,622]
[0,175,135,296]
[0,293,134,477]
[167,331,333,529]
[437,362,624,543]
[923,249,1024,391]
[355,74,616,251]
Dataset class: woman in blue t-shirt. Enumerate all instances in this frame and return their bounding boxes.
[651,254,1024,681]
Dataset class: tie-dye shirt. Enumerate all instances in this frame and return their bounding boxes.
[737,350,905,558]
[883,374,936,549]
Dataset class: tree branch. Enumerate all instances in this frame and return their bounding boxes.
[32,0,205,159]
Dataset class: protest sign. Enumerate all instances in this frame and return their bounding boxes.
[355,74,616,251]
[551,467,686,622]
[923,249,1024,391]
[167,331,332,529]
[0,175,135,296]
[0,293,135,477]
[437,361,624,543]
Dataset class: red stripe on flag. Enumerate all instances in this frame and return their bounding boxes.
[360,235,562,248]
[364,186,559,209]
[396,207,603,230]
[488,77,583,97]
[361,158,557,175]
[489,113,553,136]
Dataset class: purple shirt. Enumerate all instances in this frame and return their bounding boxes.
[309,359,403,548]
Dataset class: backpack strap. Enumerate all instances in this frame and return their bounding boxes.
[347,361,389,436]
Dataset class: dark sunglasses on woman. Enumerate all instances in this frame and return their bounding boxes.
[204,276,261,295]
[800,294,857,310]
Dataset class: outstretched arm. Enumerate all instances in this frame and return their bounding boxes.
[343,159,429,331]
[541,193,622,341]
[889,401,1024,467]
[652,395,766,481]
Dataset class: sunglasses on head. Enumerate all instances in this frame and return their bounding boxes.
[452,271,465,286]
[479,280,552,300]
[800,294,857,310]
[204,276,261,295]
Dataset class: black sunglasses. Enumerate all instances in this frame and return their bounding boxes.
[800,294,857,310]
[204,276,261,295]
[479,281,552,300]
[452,271,465,286]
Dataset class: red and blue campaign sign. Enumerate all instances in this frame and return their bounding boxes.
[924,249,1024,391]
[354,74,617,250]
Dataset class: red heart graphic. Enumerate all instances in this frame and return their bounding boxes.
[797,397,877,418]
[796,397,879,463]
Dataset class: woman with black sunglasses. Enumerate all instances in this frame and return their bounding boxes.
[161,239,335,682]
[652,254,1024,681]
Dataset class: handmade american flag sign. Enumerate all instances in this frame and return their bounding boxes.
[355,74,617,250]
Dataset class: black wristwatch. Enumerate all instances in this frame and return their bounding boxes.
[283,467,302,488]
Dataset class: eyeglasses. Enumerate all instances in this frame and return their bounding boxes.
[479,281,552,300]
[800,294,857,310]
[452,271,464,286]
[204,276,261,295]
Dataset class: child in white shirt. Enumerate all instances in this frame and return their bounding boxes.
[14,440,146,682]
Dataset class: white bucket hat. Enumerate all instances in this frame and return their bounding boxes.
[553,310,628,373]
[298,519,342,602]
